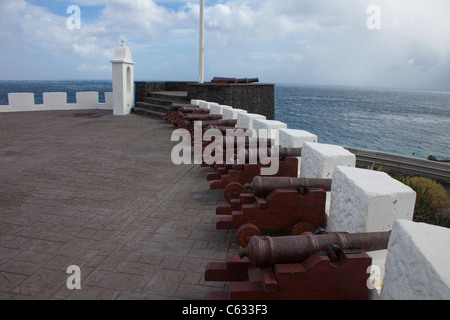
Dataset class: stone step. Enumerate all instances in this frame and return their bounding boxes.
[133,91,188,119]
[143,97,174,106]
[150,91,188,103]
[131,106,166,119]
[135,102,171,114]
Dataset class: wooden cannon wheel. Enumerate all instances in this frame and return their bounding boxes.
[236,223,262,248]
[291,221,316,236]
[223,182,246,204]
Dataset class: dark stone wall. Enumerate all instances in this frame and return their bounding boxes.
[135,81,275,120]
[187,83,275,120]
[135,81,195,102]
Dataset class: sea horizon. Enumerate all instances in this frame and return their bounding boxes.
[2,79,450,94]
[1,79,449,161]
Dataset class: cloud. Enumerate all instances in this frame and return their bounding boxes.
[0,0,449,89]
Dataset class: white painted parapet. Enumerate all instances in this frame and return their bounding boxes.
[252,119,287,140]
[191,99,204,106]
[101,92,114,110]
[279,129,319,177]
[8,93,35,111]
[222,108,247,120]
[327,166,417,300]
[210,104,233,115]
[0,92,112,112]
[197,101,208,109]
[76,92,99,109]
[43,92,67,108]
[236,113,266,130]
[279,128,318,148]
[111,39,135,116]
[300,142,356,179]
[381,220,450,300]
[327,166,416,233]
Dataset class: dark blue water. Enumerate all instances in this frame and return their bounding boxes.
[1,80,448,160]
[0,80,112,104]
[275,84,450,161]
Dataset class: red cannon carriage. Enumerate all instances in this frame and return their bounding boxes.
[207,148,302,190]
[205,231,391,300]
[216,176,332,247]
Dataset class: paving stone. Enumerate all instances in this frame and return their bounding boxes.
[0,110,232,300]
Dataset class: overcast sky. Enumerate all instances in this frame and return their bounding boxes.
[1,0,449,91]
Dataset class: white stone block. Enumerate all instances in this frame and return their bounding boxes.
[380,220,450,300]
[327,166,416,233]
[237,113,266,130]
[300,142,356,179]
[202,102,220,110]
[252,119,287,140]
[210,104,233,115]
[223,108,247,120]
[278,129,319,178]
[199,101,210,109]
[103,92,114,110]
[279,128,318,148]
[209,104,223,115]
[76,92,99,109]
[191,99,204,106]
[8,93,35,110]
[43,92,67,109]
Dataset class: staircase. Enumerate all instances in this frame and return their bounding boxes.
[132,91,189,118]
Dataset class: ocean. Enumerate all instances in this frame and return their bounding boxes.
[275,84,450,161]
[0,80,449,161]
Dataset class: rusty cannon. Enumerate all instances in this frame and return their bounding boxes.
[217,176,333,215]
[239,231,391,267]
[216,177,331,247]
[169,107,212,126]
[208,147,302,189]
[202,137,275,168]
[189,120,239,145]
[211,77,259,84]
[205,231,391,300]
[177,113,223,131]
[200,120,238,130]
[163,103,202,121]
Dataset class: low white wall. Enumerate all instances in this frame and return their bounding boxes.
[300,142,356,179]
[252,119,288,141]
[197,99,444,300]
[328,166,416,233]
[0,92,113,113]
[381,220,450,300]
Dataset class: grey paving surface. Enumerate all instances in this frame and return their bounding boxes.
[0,109,235,300]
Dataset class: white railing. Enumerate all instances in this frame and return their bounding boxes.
[0,91,113,113]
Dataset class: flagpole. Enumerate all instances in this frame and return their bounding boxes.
[198,0,205,84]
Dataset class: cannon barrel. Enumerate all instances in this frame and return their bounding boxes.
[223,136,274,148]
[201,119,237,128]
[203,136,274,148]
[183,114,223,121]
[239,231,391,267]
[170,103,199,110]
[180,107,210,113]
[237,147,302,162]
[244,176,333,197]
[212,77,259,84]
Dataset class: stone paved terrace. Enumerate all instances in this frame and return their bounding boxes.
[0,109,236,300]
